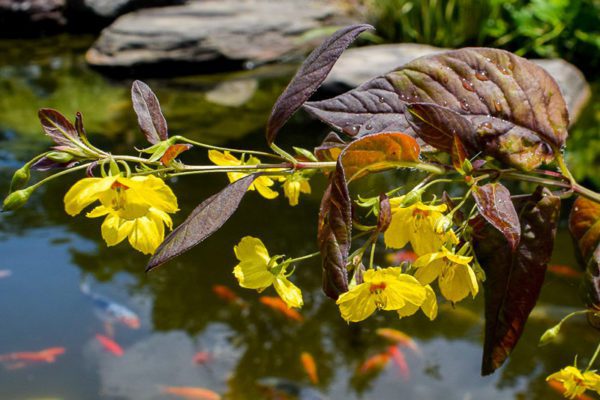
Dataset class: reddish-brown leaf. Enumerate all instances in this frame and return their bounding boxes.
[377,194,391,233]
[474,187,560,375]
[339,132,421,181]
[473,183,521,251]
[160,144,193,166]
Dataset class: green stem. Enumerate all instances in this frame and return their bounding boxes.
[287,251,321,264]
[369,241,376,269]
[270,143,298,165]
[587,341,600,371]
[175,136,284,161]
[554,149,575,184]
[30,163,93,190]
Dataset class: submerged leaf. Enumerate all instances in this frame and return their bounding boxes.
[473,183,521,251]
[474,187,560,375]
[147,175,255,271]
[131,80,169,145]
[266,24,373,145]
[304,48,568,170]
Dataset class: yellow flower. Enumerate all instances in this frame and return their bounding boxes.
[413,247,478,303]
[547,365,600,399]
[64,174,178,255]
[397,284,438,320]
[208,150,279,199]
[233,236,303,308]
[282,174,311,206]
[384,198,456,256]
[336,267,433,323]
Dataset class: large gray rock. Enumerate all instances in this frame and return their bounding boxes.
[85,0,354,77]
[0,0,66,37]
[322,44,591,124]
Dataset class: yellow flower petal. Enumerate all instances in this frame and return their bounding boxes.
[127,216,162,255]
[208,150,241,167]
[235,236,270,264]
[126,175,179,213]
[233,236,274,289]
[101,213,133,247]
[336,283,377,322]
[273,276,303,308]
[421,285,438,320]
[64,176,117,216]
[86,205,111,218]
[384,207,412,249]
[439,263,478,302]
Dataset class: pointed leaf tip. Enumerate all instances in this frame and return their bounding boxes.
[266,23,373,145]
[131,80,169,145]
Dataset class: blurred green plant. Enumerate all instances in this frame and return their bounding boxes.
[361,0,495,47]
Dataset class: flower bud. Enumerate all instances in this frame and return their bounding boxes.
[9,165,31,191]
[2,187,34,211]
[434,215,453,234]
[47,151,74,163]
[401,190,422,207]
[539,323,561,346]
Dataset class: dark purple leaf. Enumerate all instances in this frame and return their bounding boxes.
[75,111,87,138]
[304,48,568,170]
[473,183,521,251]
[266,24,373,145]
[318,168,352,299]
[377,194,391,233]
[131,80,169,145]
[38,109,80,149]
[146,174,255,271]
[31,156,77,171]
[474,187,560,375]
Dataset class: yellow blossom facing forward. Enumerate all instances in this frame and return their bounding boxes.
[64,174,178,255]
[282,173,311,206]
[233,236,303,308]
[208,150,279,199]
[413,247,478,303]
[384,198,457,256]
[336,267,432,323]
[547,365,600,399]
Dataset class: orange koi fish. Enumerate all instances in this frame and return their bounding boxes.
[547,264,583,279]
[212,285,246,306]
[0,347,65,364]
[0,270,11,279]
[95,334,124,357]
[300,351,319,384]
[193,351,213,365]
[259,296,303,322]
[161,385,221,400]
[386,250,417,265]
[388,346,409,380]
[547,379,595,400]
[376,328,420,355]
[358,353,390,375]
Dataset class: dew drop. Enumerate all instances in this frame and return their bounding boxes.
[347,125,360,135]
[460,98,470,111]
[475,71,489,81]
[378,96,386,103]
[493,100,502,113]
[508,62,514,71]
[461,79,475,92]
[365,124,373,131]
[480,122,493,130]
[442,100,448,106]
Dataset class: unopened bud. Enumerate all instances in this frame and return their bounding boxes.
[539,323,561,346]
[10,165,31,191]
[47,151,74,163]
[2,187,34,211]
[401,190,422,207]
[434,215,453,234]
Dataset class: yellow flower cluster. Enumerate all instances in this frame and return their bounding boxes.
[209,150,311,207]
[232,236,303,309]
[547,365,600,399]
[64,174,178,255]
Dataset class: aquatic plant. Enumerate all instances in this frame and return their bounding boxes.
[4,25,600,394]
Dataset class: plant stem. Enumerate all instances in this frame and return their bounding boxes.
[175,136,284,160]
[287,251,321,264]
[586,341,600,371]
[30,162,93,189]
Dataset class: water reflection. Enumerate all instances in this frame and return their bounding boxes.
[0,37,599,400]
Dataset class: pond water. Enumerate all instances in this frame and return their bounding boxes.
[0,36,599,400]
